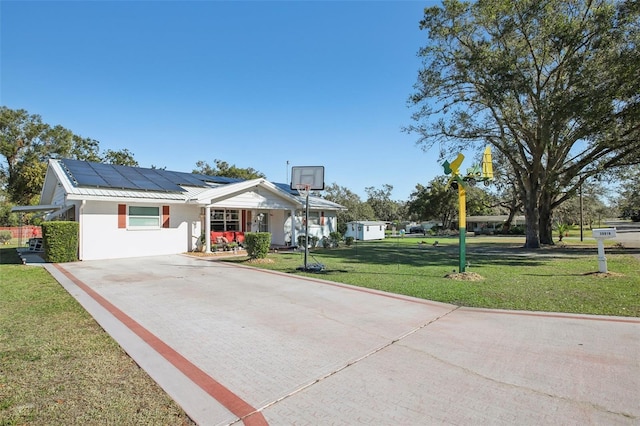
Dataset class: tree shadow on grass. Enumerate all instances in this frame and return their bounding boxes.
[312,245,549,268]
[0,247,22,265]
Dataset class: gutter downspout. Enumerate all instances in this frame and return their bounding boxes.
[79,200,85,260]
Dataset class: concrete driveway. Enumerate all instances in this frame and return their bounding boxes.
[46,254,639,425]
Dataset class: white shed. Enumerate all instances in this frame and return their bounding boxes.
[344,221,387,241]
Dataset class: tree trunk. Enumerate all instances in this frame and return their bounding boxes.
[501,200,520,234]
[539,190,555,245]
[522,179,542,248]
[524,206,541,248]
[539,209,554,245]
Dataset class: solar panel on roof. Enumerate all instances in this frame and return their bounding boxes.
[71,172,108,187]
[95,167,135,188]
[119,167,172,191]
[164,170,207,187]
[59,158,245,192]
[137,168,193,191]
[200,174,243,184]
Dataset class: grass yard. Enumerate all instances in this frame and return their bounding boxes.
[0,247,194,425]
[225,236,640,317]
[1,234,638,424]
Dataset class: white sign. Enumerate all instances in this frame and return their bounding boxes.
[592,228,616,239]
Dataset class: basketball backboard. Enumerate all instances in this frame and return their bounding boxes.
[290,166,325,191]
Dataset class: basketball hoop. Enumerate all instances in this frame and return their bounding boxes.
[295,183,311,198]
[290,166,324,272]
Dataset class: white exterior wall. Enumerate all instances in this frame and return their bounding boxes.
[79,200,201,260]
[345,222,386,241]
[52,185,67,206]
[285,211,338,246]
[268,210,287,246]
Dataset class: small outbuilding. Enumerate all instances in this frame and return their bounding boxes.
[344,221,387,241]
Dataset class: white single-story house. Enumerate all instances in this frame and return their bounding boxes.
[32,158,345,260]
[466,215,526,234]
[344,221,387,241]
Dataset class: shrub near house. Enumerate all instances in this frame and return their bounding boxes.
[0,230,12,244]
[42,221,79,262]
[245,232,271,259]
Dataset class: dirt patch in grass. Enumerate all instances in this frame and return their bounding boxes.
[245,258,275,264]
[444,272,484,281]
[184,250,246,258]
[583,271,625,278]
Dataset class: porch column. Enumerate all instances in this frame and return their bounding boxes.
[290,208,297,247]
[205,206,211,253]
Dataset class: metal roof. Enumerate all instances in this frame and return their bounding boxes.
[59,158,241,193]
[45,159,345,210]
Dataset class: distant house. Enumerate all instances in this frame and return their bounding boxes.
[30,159,345,260]
[466,215,525,234]
[344,221,387,241]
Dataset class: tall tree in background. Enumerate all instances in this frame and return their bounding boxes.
[554,179,611,227]
[407,0,640,247]
[615,164,640,221]
[408,176,496,228]
[365,184,401,222]
[1,106,137,205]
[408,178,457,229]
[194,159,265,180]
[322,183,375,235]
[490,151,524,232]
[103,149,138,167]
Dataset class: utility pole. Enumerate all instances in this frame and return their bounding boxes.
[286,160,290,184]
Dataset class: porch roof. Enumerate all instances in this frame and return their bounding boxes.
[191,178,302,208]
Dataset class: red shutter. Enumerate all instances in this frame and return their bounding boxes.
[162,206,170,228]
[118,204,126,228]
[321,211,325,226]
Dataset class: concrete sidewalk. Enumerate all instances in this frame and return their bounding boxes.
[45,254,639,425]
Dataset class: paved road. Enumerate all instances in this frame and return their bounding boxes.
[607,222,640,249]
[46,254,639,425]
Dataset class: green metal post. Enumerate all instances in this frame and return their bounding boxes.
[458,184,466,273]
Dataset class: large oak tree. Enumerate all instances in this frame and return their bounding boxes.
[407,0,640,247]
[1,106,137,205]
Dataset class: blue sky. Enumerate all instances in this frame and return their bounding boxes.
[1,1,443,201]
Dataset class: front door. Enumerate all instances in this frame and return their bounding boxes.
[257,211,269,232]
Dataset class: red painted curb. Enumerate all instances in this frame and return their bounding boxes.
[53,263,268,426]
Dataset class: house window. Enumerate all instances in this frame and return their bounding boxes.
[307,211,320,225]
[128,206,160,228]
[212,209,240,231]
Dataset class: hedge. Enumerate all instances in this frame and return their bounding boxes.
[244,232,271,259]
[42,221,79,263]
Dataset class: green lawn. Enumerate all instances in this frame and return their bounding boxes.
[1,235,638,423]
[0,247,194,425]
[226,236,640,317]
